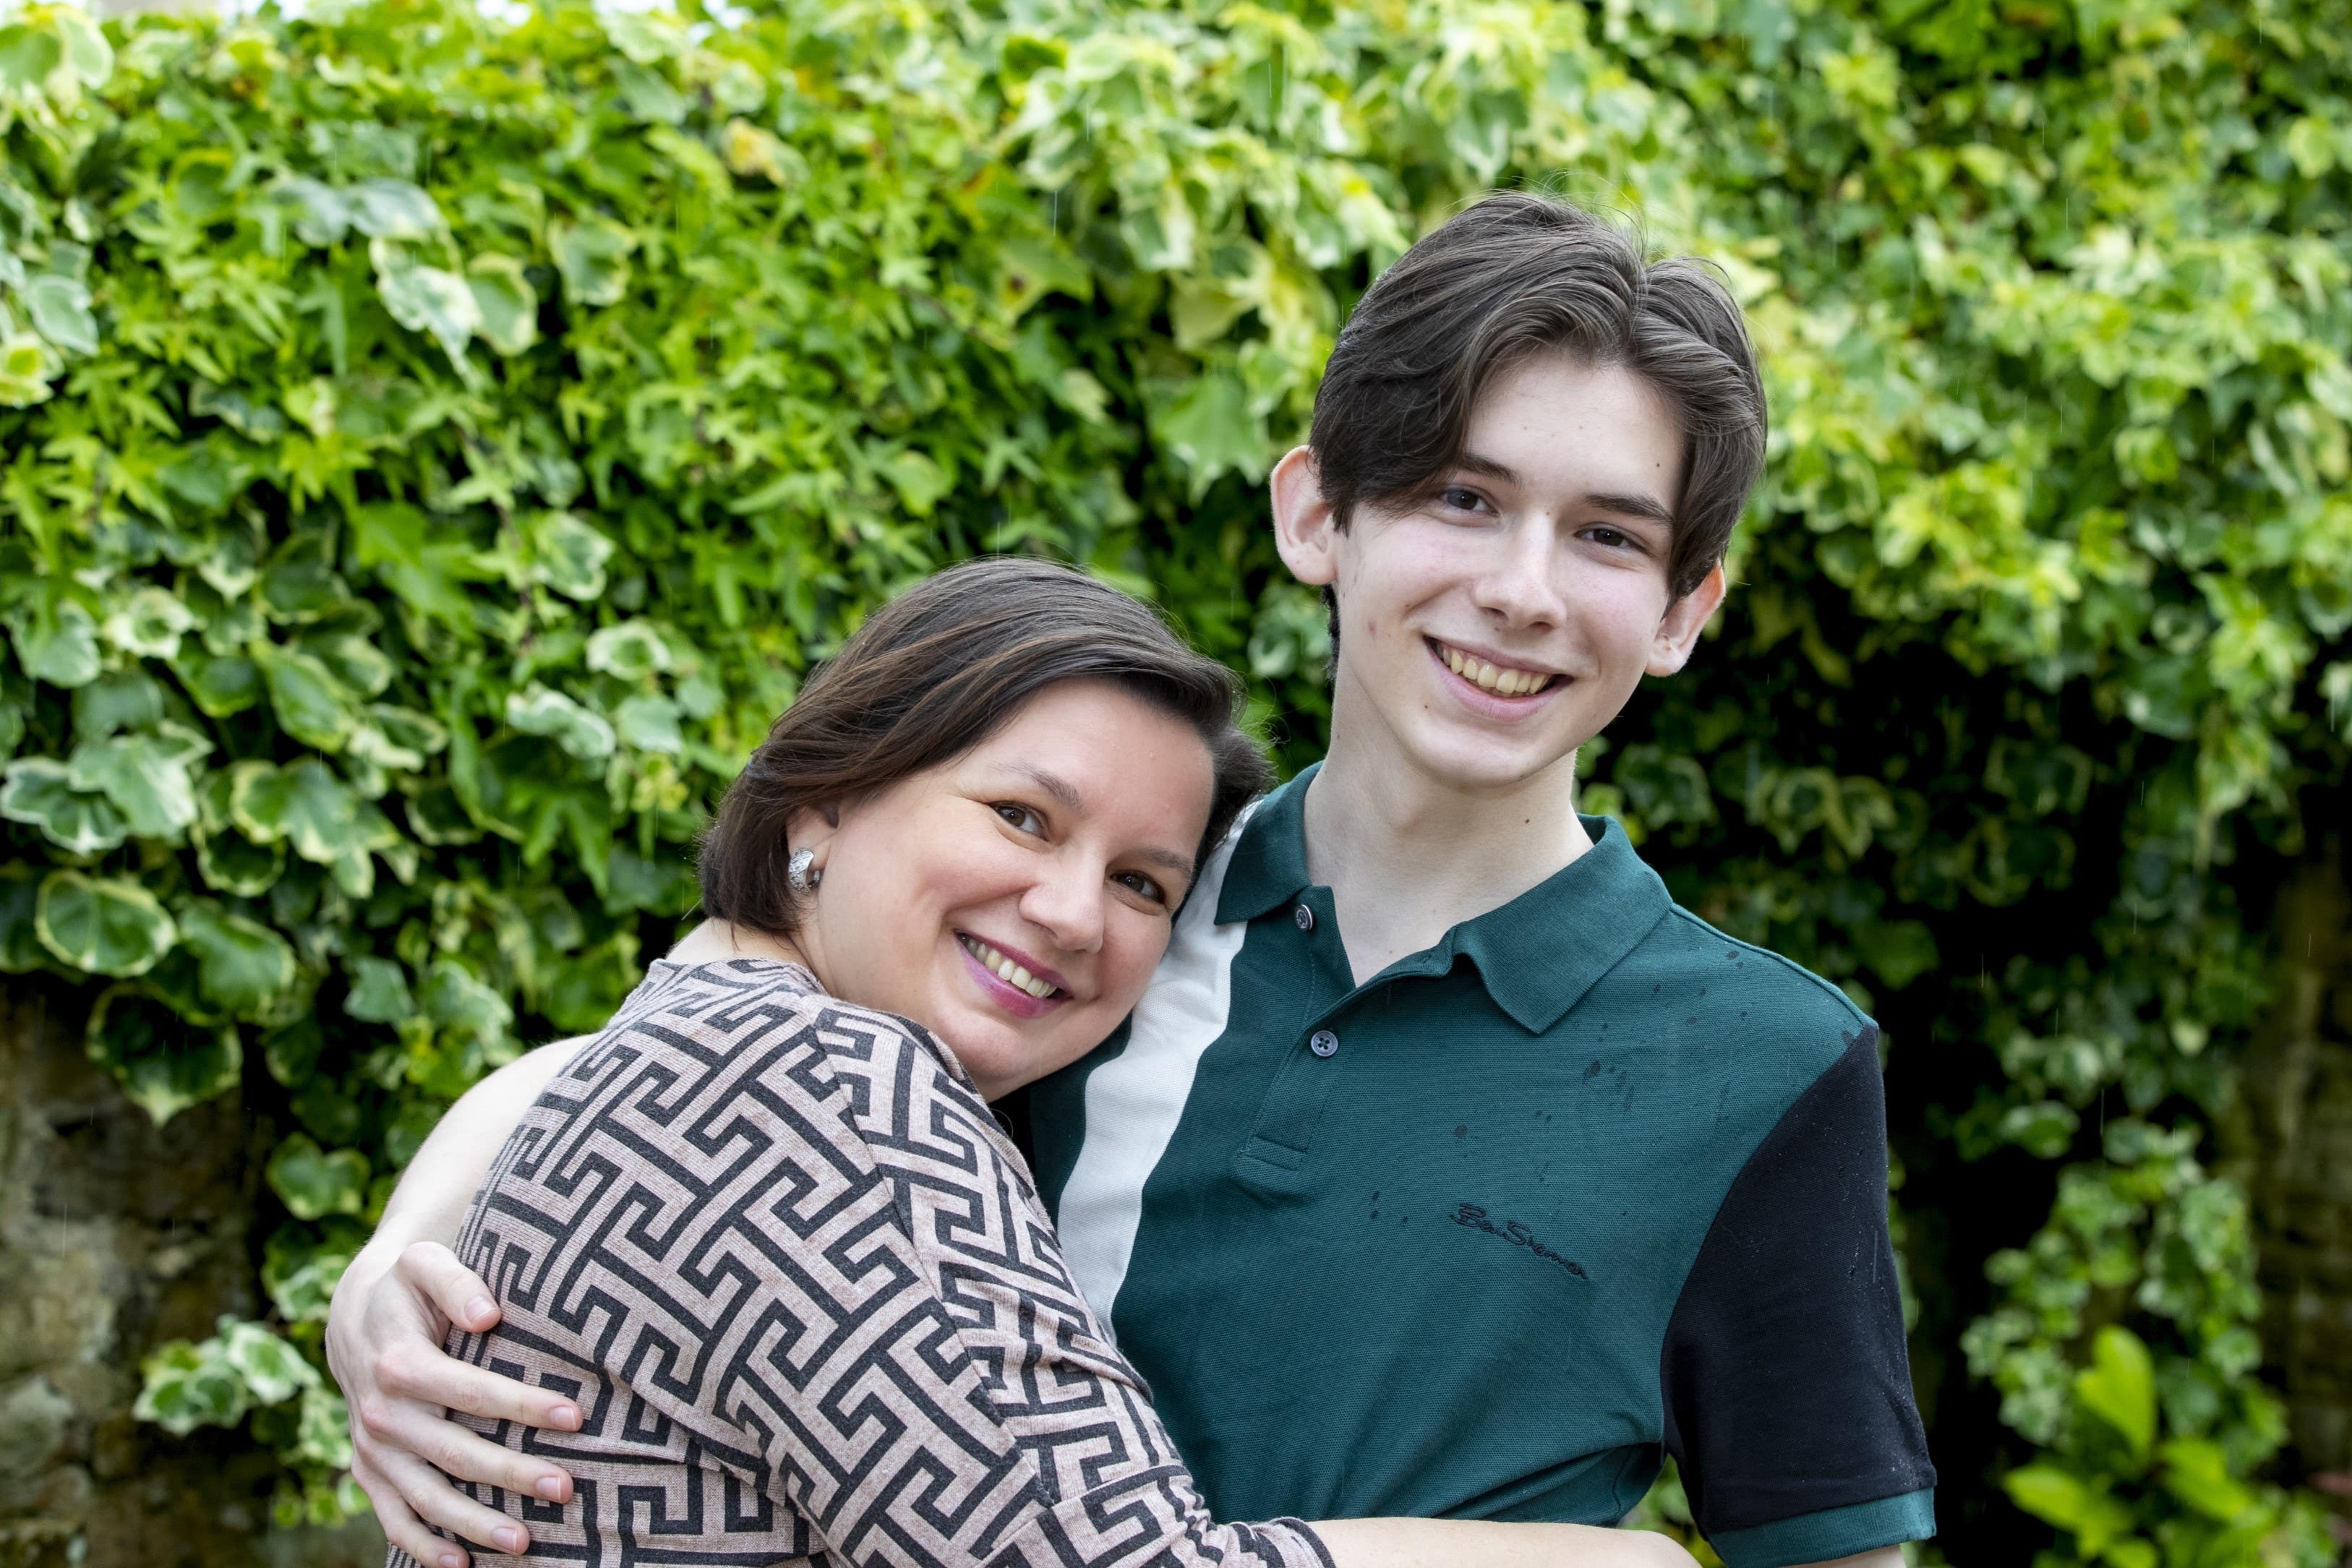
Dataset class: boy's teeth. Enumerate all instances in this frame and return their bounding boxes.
[1442,643,1542,696]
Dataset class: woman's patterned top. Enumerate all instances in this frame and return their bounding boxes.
[389,958,1333,1568]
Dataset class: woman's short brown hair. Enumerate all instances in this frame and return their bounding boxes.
[696,557,1273,938]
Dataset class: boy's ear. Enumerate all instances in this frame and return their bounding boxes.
[1269,445,1340,588]
[1647,562,1727,677]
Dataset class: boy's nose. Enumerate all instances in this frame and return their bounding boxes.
[1468,525,1567,628]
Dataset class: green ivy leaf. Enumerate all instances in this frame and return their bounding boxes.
[549,216,636,307]
[230,758,360,864]
[181,651,262,717]
[289,1385,353,1470]
[2075,1325,2158,1466]
[343,955,414,1022]
[273,176,351,247]
[133,1338,248,1436]
[374,248,480,364]
[583,621,672,680]
[266,1133,369,1222]
[525,511,615,601]
[220,1317,321,1405]
[7,595,101,687]
[0,863,46,970]
[85,984,241,1123]
[419,957,513,1044]
[466,253,539,354]
[193,821,286,898]
[37,871,176,977]
[347,177,442,241]
[264,1231,355,1325]
[103,586,197,659]
[23,273,98,356]
[1,757,128,856]
[506,683,616,761]
[252,643,356,752]
[348,502,492,630]
[177,899,298,1019]
[614,693,684,754]
[1855,920,1941,991]
[1150,371,1266,498]
[66,727,209,841]
[2159,1438,2259,1522]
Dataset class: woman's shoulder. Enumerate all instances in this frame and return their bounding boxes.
[613,957,983,1118]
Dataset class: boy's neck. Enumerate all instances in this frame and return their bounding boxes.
[1301,716,1595,986]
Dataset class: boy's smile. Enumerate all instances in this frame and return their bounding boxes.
[1427,636,1564,702]
[1277,351,1726,799]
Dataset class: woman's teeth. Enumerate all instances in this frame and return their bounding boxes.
[1439,643,1552,697]
[959,935,1060,1000]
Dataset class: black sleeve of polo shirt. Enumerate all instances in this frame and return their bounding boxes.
[1659,1026,1936,1543]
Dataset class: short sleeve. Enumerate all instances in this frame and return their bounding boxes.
[1659,1026,1937,1568]
[722,1016,1333,1568]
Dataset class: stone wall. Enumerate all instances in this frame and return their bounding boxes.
[0,985,380,1568]
[2240,821,2352,1541]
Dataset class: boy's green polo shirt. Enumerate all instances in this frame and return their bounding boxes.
[1027,767,1936,1567]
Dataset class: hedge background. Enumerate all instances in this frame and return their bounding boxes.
[0,0,2347,1561]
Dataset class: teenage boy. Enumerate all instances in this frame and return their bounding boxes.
[330,193,1934,1568]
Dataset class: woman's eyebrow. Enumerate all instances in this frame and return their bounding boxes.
[1134,845,1197,877]
[1008,763,1086,813]
[1006,763,1194,875]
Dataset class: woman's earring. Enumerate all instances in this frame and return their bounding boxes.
[787,848,821,894]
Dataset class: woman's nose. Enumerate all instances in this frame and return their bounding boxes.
[1019,856,1106,955]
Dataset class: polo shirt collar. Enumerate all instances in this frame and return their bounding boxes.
[1215,762,1674,1034]
[1215,766,1319,925]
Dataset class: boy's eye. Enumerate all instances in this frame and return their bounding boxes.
[993,802,1045,835]
[1585,525,1640,551]
[1439,486,1489,513]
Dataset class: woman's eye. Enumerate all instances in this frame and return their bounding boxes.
[993,802,1045,835]
[1115,870,1169,904]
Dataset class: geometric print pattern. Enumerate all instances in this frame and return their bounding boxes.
[387,959,1332,1568]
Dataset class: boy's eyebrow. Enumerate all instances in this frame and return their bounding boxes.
[1006,763,1195,876]
[1583,491,1677,526]
[1453,450,1676,526]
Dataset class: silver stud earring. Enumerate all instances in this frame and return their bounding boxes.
[787,848,821,894]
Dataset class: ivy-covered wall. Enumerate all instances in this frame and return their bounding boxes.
[0,0,2345,1561]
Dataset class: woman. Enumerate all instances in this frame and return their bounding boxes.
[333,560,1693,1568]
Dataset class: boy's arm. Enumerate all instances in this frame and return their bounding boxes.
[1660,1027,1937,1568]
[325,1034,594,1568]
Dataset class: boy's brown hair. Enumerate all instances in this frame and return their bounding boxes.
[1309,191,1767,600]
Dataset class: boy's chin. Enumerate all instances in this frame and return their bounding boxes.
[1395,717,1588,794]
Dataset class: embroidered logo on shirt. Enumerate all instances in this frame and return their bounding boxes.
[1450,1203,1588,1280]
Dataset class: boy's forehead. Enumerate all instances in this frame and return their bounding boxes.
[1462,354,1682,510]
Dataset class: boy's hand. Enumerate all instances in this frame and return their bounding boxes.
[327,1241,582,1567]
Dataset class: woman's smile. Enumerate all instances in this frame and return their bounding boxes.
[955,930,1072,1019]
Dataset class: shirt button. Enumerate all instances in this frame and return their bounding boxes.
[1309,1029,1339,1058]
[1293,904,1316,933]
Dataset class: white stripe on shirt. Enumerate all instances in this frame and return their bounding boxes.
[1056,802,1259,1334]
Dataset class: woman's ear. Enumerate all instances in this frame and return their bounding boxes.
[1648,562,1727,677]
[1270,445,1341,589]
[782,801,843,874]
